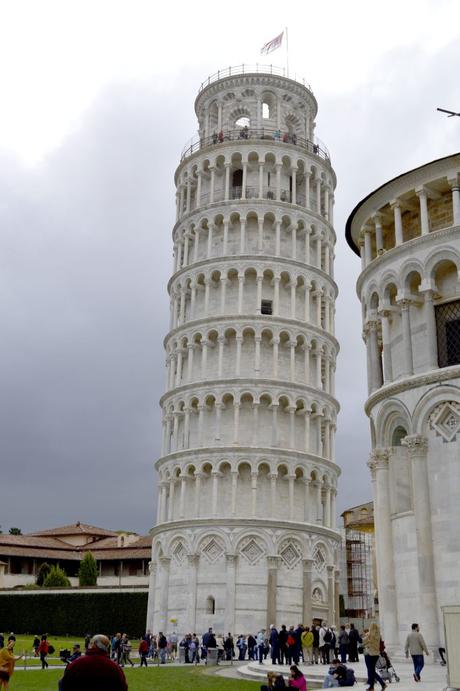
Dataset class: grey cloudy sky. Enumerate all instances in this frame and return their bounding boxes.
[1,0,459,534]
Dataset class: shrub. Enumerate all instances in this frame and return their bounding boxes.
[36,563,51,586]
[78,552,98,586]
[0,591,148,635]
[43,565,71,588]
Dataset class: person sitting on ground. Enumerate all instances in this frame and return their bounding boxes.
[59,635,127,691]
[288,664,307,690]
[261,670,287,690]
[0,639,23,690]
[322,658,347,688]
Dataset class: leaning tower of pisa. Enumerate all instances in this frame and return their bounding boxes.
[147,65,341,636]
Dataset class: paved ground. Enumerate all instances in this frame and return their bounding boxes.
[214,658,450,690]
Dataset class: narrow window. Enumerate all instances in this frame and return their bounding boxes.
[206,596,216,614]
[261,299,273,315]
[436,300,460,367]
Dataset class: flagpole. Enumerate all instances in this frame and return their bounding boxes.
[285,26,289,77]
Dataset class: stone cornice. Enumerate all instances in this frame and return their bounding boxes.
[154,445,341,476]
[164,314,340,353]
[364,365,460,415]
[356,224,460,297]
[149,516,341,541]
[160,377,340,412]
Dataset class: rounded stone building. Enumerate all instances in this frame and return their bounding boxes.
[147,65,341,635]
[346,152,460,652]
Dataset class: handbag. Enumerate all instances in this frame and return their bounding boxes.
[358,645,364,654]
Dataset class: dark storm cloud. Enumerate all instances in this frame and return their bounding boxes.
[1,39,459,533]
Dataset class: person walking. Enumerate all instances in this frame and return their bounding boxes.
[38,635,49,670]
[247,633,256,661]
[405,623,429,682]
[363,623,386,691]
[312,625,320,664]
[158,632,168,664]
[279,625,288,665]
[0,639,23,690]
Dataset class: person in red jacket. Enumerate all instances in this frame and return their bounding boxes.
[37,635,49,670]
[59,635,127,691]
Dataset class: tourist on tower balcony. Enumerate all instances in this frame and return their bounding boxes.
[288,665,307,690]
[363,623,387,691]
[405,623,429,683]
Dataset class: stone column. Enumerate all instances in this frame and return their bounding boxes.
[186,554,199,633]
[416,186,430,235]
[273,275,280,316]
[168,477,176,520]
[196,171,202,207]
[225,554,237,633]
[291,167,297,205]
[380,309,393,383]
[304,409,311,452]
[222,219,229,255]
[207,224,213,258]
[251,471,258,517]
[204,278,211,316]
[266,556,280,629]
[258,162,264,198]
[146,561,157,632]
[304,227,311,264]
[194,471,202,516]
[256,274,263,314]
[158,556,171,632]
[235,335,243,376]
[238,273,245,314]
[217,336,225,377]
[313,480,322,523]
[304,283,311,322]
[272,337,279,378]
[364,226,373,265]
[368,449,398,647]
[449,178,460,224]
[201,340,208,377]
[271,404,279,446]
[224,163,231,201]
[179,475,187,518]
[258,218,264,252]
[290,282,297,319]
[315,177,322,214]
[420,288,438,370]
[402,435,439,648]
[241,161,248,199]
[276,163,282,201]
[233,402,240,443]
[211,470,220,515]
[252,402,259,445]
[304,172,311,210]
[240,219,246,253]
[334,569,340,627]
[254,336,261,377]
[302,558,313,625]
[368,319,383,391]
[220,277,227,315]
[327,565,335,626]
[231,470,238,516]
[391,199,403,246]
[398,299,414,376]
[209,166,215,203]
[374,213,383,254]
[268,473,277,516]
[275,221,281,256]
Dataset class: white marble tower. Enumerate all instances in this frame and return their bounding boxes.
[346,153,460,653]
[147,65,341,635]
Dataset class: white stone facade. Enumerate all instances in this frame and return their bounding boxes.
[147,66,341,636]
[346,153,460,652]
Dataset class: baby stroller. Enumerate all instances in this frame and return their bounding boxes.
[376,652,400,683]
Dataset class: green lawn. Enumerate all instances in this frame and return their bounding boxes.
[10,666,259,690]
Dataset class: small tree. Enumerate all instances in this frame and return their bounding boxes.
[78,552,98,586]
[9,527,22,535]
[36,562,51,586]
[43,565,71,588]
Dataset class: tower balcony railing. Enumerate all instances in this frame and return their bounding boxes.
[180,127,330,163]
[198,64,313,93]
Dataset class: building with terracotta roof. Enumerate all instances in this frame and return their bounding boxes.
[0,522,151,588]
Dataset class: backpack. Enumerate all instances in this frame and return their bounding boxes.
[339,668,356,687]
[287,635,295,646]
[324,630,332,643]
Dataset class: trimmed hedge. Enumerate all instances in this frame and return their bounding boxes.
[0,591,148,636]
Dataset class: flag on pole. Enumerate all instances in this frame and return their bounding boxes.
[260,31,284,55]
